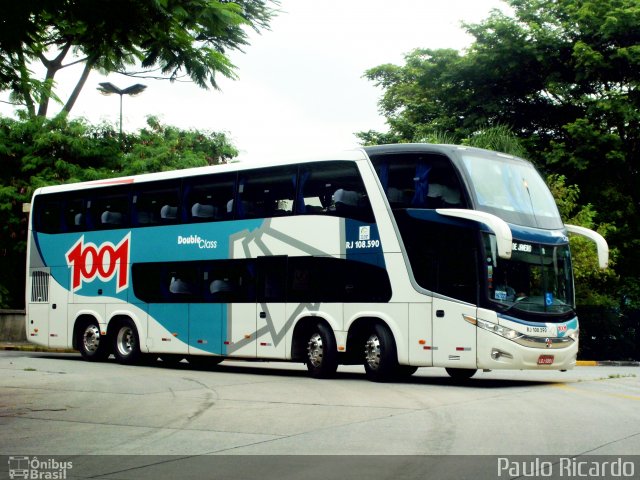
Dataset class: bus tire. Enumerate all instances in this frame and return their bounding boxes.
[364,323,398,382]
[112,319,142,365]
[77,320,110,362]
[305,322,338,379]
[445,368,477,380]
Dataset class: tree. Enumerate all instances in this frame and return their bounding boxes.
[360,0,640,305]
[0,114,237,308]
[0,0,278,117]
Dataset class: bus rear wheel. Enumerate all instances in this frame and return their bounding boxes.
[112,320,142,365]
[364,323,398,382]
[305,323,338,379]
[78,321,110,361]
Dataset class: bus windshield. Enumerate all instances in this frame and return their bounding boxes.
[459,153,563,229]
[484,233,574,317]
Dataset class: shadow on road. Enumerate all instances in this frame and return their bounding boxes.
[29,351,560,389]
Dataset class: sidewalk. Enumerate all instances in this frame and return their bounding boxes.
[1,342,638,365]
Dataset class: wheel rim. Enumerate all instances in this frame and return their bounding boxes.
[82,324,101,353]
[307,332,324,368]
[364,333,381,370]
[116,326,135,357]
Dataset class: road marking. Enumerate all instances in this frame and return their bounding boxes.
[552,382,640,401]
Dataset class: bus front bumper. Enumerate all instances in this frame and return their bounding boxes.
[476,328,578,370]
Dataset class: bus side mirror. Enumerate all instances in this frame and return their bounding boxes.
[565,224,609,269]
[437,208,512,260]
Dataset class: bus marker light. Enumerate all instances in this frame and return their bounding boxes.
[462,315,477,325]
[244,334,251,339]
[338,346,345,351]
[418,339,426,345]
[456,347,471,351]
[224,341,230,345]
[172,333,178,337]
[34,328,38,333]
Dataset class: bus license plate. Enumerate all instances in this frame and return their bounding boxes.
[537,355,554,365]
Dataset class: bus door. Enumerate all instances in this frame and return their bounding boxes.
[255,256,288,359]
[432,297,477,369]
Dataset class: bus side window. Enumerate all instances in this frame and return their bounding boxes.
[33,196,63,234]
[89,188,131,230]
[204,259,256,303]
[184,173,236,223]
[298,161,374,223]
[257,256,287,302]
[133,183,180,226]
[237,167,296,220]
[372,154,467,210]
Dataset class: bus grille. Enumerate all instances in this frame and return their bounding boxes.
[31,271,50,303]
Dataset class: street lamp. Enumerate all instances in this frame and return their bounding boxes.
[97,82,147,137]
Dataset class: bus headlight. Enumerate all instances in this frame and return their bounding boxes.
[476,318,523,341]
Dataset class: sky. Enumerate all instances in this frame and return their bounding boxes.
[2,0,507,163]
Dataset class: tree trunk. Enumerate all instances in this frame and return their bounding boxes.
[36,44,71,117]
[62,58,95,116]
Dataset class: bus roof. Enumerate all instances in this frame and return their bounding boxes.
[362,143,525,162]
[33,149,369,196]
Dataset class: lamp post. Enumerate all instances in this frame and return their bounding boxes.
[97,82,147,137]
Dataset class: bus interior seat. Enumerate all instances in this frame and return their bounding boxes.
[210,279,234,301]
[101,210,122,225]
[169,277,192,294]
[334,189,362,216]
[191,202,216,219]
[160,205,178,220]
[74,213,84,226]
[427,184,462,207]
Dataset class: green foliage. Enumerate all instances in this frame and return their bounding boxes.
[546,174,618,306]
[121,116,237,175]
[0,114,236,308]
[361,0,640,306]
[463,125,528,158]
[1,0,278,116]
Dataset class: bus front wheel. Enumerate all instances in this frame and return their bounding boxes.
[305,323,338,379]
[77,321,110,361]
[364,323,398,382]
[112,320,142,365]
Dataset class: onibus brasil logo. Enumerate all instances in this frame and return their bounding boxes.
[65,233,130,293]
[8,456,73,479]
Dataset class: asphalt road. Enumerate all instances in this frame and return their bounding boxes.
[1,351,639,479]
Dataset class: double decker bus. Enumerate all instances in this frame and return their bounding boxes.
[25,144,608,381]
